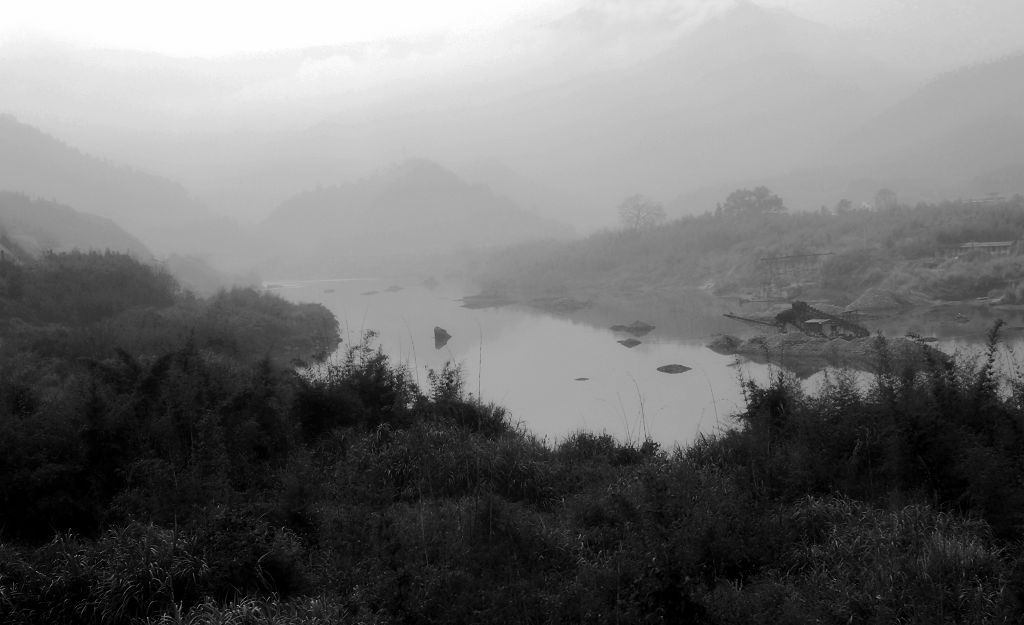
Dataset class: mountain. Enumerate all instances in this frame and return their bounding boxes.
[671,52,1024,213]
[837,53,1024,198]
[458,159,591,231]
[4,2,1016,233]
[0,3,919,232]
[282,2,910,227]
[0,115,240,257]
[259,159,574,268]
[520,0,905,200]
[0,192,151,258]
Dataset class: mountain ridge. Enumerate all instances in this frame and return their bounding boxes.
[0,191,151,258]
[0,114,257,272]
[259,158,574,268]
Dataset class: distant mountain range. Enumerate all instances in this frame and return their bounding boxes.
[0,115,240,256]
[259,158,574,269]
[1,0,1022,241]
[292,1,912,223]
[671,51,1024,213]
[839,53,1024,195]
[0,113,577,278]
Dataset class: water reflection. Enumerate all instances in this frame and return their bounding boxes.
[270,278,778,447]
[270,278,1023,447]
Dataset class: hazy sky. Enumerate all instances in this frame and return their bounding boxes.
[1,0,1021,231]
[1,0,574,56]
[0,0,848,57]
[4,1,1021,64]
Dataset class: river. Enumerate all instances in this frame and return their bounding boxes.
[268,277,1023,448]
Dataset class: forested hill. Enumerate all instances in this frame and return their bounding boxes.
[0,192,151,259]
[470,194,1024,308]
[0,115,240,256]
[258,158,574,272]
[0,250,338,365]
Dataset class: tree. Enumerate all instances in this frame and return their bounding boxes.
[874,188,899,211]
[721,186,786,217]
[618,194,666,231]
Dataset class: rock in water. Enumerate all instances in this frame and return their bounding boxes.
[617,338,642,348]
[657,364,691,374]
[610,320,655,336]
[434,326,452,349]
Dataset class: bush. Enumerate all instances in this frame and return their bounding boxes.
[0,523,208,625]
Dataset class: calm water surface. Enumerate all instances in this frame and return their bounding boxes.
[269,278,1021,447]
[268,277,785,447]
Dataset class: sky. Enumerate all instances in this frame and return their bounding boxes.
[4,0,1022,69]
[0,0,576,56]
[0,0,855,58]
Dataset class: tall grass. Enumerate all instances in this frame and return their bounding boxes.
[4,310,1024,623]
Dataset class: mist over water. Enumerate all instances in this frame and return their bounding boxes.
[6,3,1024,621]
[271,278,772,446]
[2,0,1024,440]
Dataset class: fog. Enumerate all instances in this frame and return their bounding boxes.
[1,0,1022,271]
[7,4,1024,613]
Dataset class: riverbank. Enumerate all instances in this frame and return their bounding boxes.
[457,279,1024,378]
[5,253,1024,624]
[707,331,947,378]
[467,197,1024,350]
[5,310,1022,624]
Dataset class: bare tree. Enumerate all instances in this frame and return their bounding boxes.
[618,194,666,231]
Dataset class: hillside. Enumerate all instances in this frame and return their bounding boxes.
[258,158,574,271]
[5,2,918,232]
[297,2,909,225]
[667,53,1024,215]
[470,195,1024,316]
[0,115,243,257]
[841,53,1024,196]
[0,192,257,296]
[0,192,151,259]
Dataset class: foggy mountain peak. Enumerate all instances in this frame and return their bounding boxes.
[832,52,1024,194]
[257,158,573,271]
[380,158,464,191]
[0,114,245,260]
[0,1,1019,253]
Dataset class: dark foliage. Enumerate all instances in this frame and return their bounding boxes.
[1,252,1022,623]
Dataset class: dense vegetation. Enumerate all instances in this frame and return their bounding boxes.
[2,249,1024,623]
[472,195,1024,306]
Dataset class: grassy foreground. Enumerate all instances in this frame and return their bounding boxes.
[2,252,1024,624]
